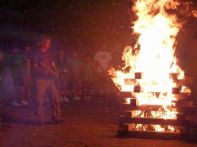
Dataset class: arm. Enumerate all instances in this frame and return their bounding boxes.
[33,62,59,78]
[40,62,60,78]
[33,51,60,78]
[52,62,60,74]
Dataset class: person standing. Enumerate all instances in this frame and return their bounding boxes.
[82,57,95,101]
[10,47,25,106]
[56,49,69,102]
[94,44,112,73]
[67,51,82,101]
[20,44,33,106]
[33,36,62,124]
[94,44,112,97]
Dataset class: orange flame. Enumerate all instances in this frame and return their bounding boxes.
[109,0,191,131]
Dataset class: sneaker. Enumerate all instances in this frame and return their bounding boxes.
[63,97,70,102]
[21,100,29,106]
[12,101,22,107]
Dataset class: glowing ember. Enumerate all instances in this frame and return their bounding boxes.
[110,0,191,132]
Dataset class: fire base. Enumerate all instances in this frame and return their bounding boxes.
[118,109,197,141]
[118,125,197,141]
[118,94,197,141]
[116,73,196,140]
[118,129,181,140]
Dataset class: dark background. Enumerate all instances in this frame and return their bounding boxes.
[0,0,131,53]
[0,0,196,51]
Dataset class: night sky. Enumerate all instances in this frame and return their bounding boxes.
[0,0,131,52]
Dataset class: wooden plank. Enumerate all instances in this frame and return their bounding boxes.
[120,88,190,95]
[119,116,197,127]
[119,92,133,98]
[124,110,142,118]
[121,98,136,105]
[123,101,196,110]
[124,110,186,120]
[119,116,181,125]
[135,72,142,79]
[120,123,136,132]
[117,130,181,140]
[124,79,135,85]
[134,85,141,93]
[118,126,197,141]
[122,104,164,111]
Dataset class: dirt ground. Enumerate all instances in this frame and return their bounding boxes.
[0,99,196,147]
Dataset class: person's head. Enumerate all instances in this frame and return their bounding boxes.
[40,36,51,51]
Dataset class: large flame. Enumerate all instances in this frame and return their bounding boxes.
[110,0,191,130]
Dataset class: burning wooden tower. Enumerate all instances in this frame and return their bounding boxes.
[109,0,197,140]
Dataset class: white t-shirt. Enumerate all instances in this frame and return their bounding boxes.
[94,50,112,72]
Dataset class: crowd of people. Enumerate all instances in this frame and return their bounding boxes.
[0,35,116,124]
